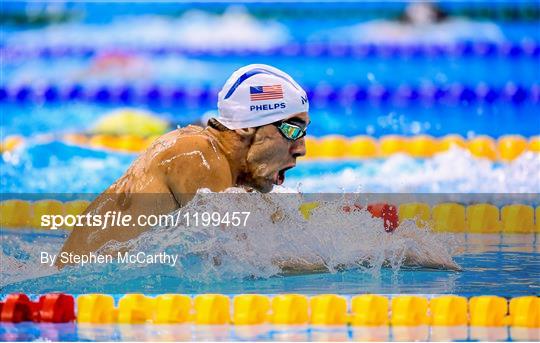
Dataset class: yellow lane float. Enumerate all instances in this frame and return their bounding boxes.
[501,204,535,233]
[469,296,508,326]
[509,296,540,328]
[0,199,32,227]
[5,132,537,161]
[303,136,320,158]
[391,296,430,326]
[271,294,309,325]
[351,294,389,326]
[154,294,191,324]
[498,135,528,162]
[117,294,156,324]
[348,135,379,157]
[310,294,348,325]
[537,206,540,232]
[233,294,270,325]
[9,293,538,327]
[466,203,501,233]
[77,294,116,324]
[317,135,348,158]
[1,131,528,162]
[430,295,468,326]
[1,199,90,229]
[529,135,540,152]
[53,133,540,161]
[398,202,431,228]
[407,135,439,158]
[468,136,498,161]
[432,203,466,233]
[194,294,230,325]
[439,134,467,150]
[0,135,24,153]
[380,135,407,156]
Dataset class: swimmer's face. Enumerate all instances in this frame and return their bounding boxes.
[243,112,310,192]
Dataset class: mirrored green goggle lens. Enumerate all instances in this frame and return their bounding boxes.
[279,123,304,140]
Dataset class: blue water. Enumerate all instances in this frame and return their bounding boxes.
[1,3,539,341]
[2,1,539,42]
[1,139,539,297]
[2,102,539,138]
[3,54,540,86]
[2,140,540,194]
[1,141,539,297]
[2,321,538,341]
[1,228,539,296]
[2,1,539,143]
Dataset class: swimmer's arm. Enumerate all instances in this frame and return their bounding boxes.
[271,256,330,275]
[274,257,460,274]
[402,252,461,271]
[57,193,115,260]
[56,193,145,268]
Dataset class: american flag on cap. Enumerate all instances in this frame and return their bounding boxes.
[250,85,284,101]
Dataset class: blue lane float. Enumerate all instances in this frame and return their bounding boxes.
[1,82,538,106]
[2,41,540,60]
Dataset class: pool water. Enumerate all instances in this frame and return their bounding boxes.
[2,228,539,296]
[1,134,539,297]
[0,323,538,341]
[1,2,539,341]
[2,140,540,193]
[1,320,539,341]
[3,102,540,140]
[1,133,540,297]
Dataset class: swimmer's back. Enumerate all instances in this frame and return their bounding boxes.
[111,125,232,195]
[58,126,233,261]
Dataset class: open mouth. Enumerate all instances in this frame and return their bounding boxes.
[275,165,295,186]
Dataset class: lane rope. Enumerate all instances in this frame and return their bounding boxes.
[3,133,538,161]
[1,197,539,234]
[0,293,538,327]
[2,40,539,60]
[1,82,538,105]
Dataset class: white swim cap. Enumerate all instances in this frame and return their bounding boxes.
[216,64,309,129]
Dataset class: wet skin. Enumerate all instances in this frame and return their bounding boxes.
[57,112,309,265]
[57,109,458,271]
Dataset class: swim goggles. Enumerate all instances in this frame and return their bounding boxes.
[273,121,308,141]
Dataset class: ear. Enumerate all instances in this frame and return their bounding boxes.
[234,127,257,141]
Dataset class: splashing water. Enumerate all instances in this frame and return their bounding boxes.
[2,142,539,194]
[1,188,460,293]
[127,189,460,280]
[285,148,540,193]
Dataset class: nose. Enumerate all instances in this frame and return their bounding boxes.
[290,137,306,159]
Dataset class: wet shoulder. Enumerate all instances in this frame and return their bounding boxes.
[152,126,224,166]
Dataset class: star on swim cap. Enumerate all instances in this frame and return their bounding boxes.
[216,64,309,129]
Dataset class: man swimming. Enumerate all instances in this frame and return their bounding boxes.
[58,64,310,261]
[58,64,458,271]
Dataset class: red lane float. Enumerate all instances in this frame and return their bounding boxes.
[0,293,75,323]
[342,203,399,232]
[368,203,399,232]
[38,293,75,323]
[0,293,34,323]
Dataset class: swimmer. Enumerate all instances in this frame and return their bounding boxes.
[58,64,457,272]
[318,2,503,44]
[58,64,310,265]
[398,2,448,25]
